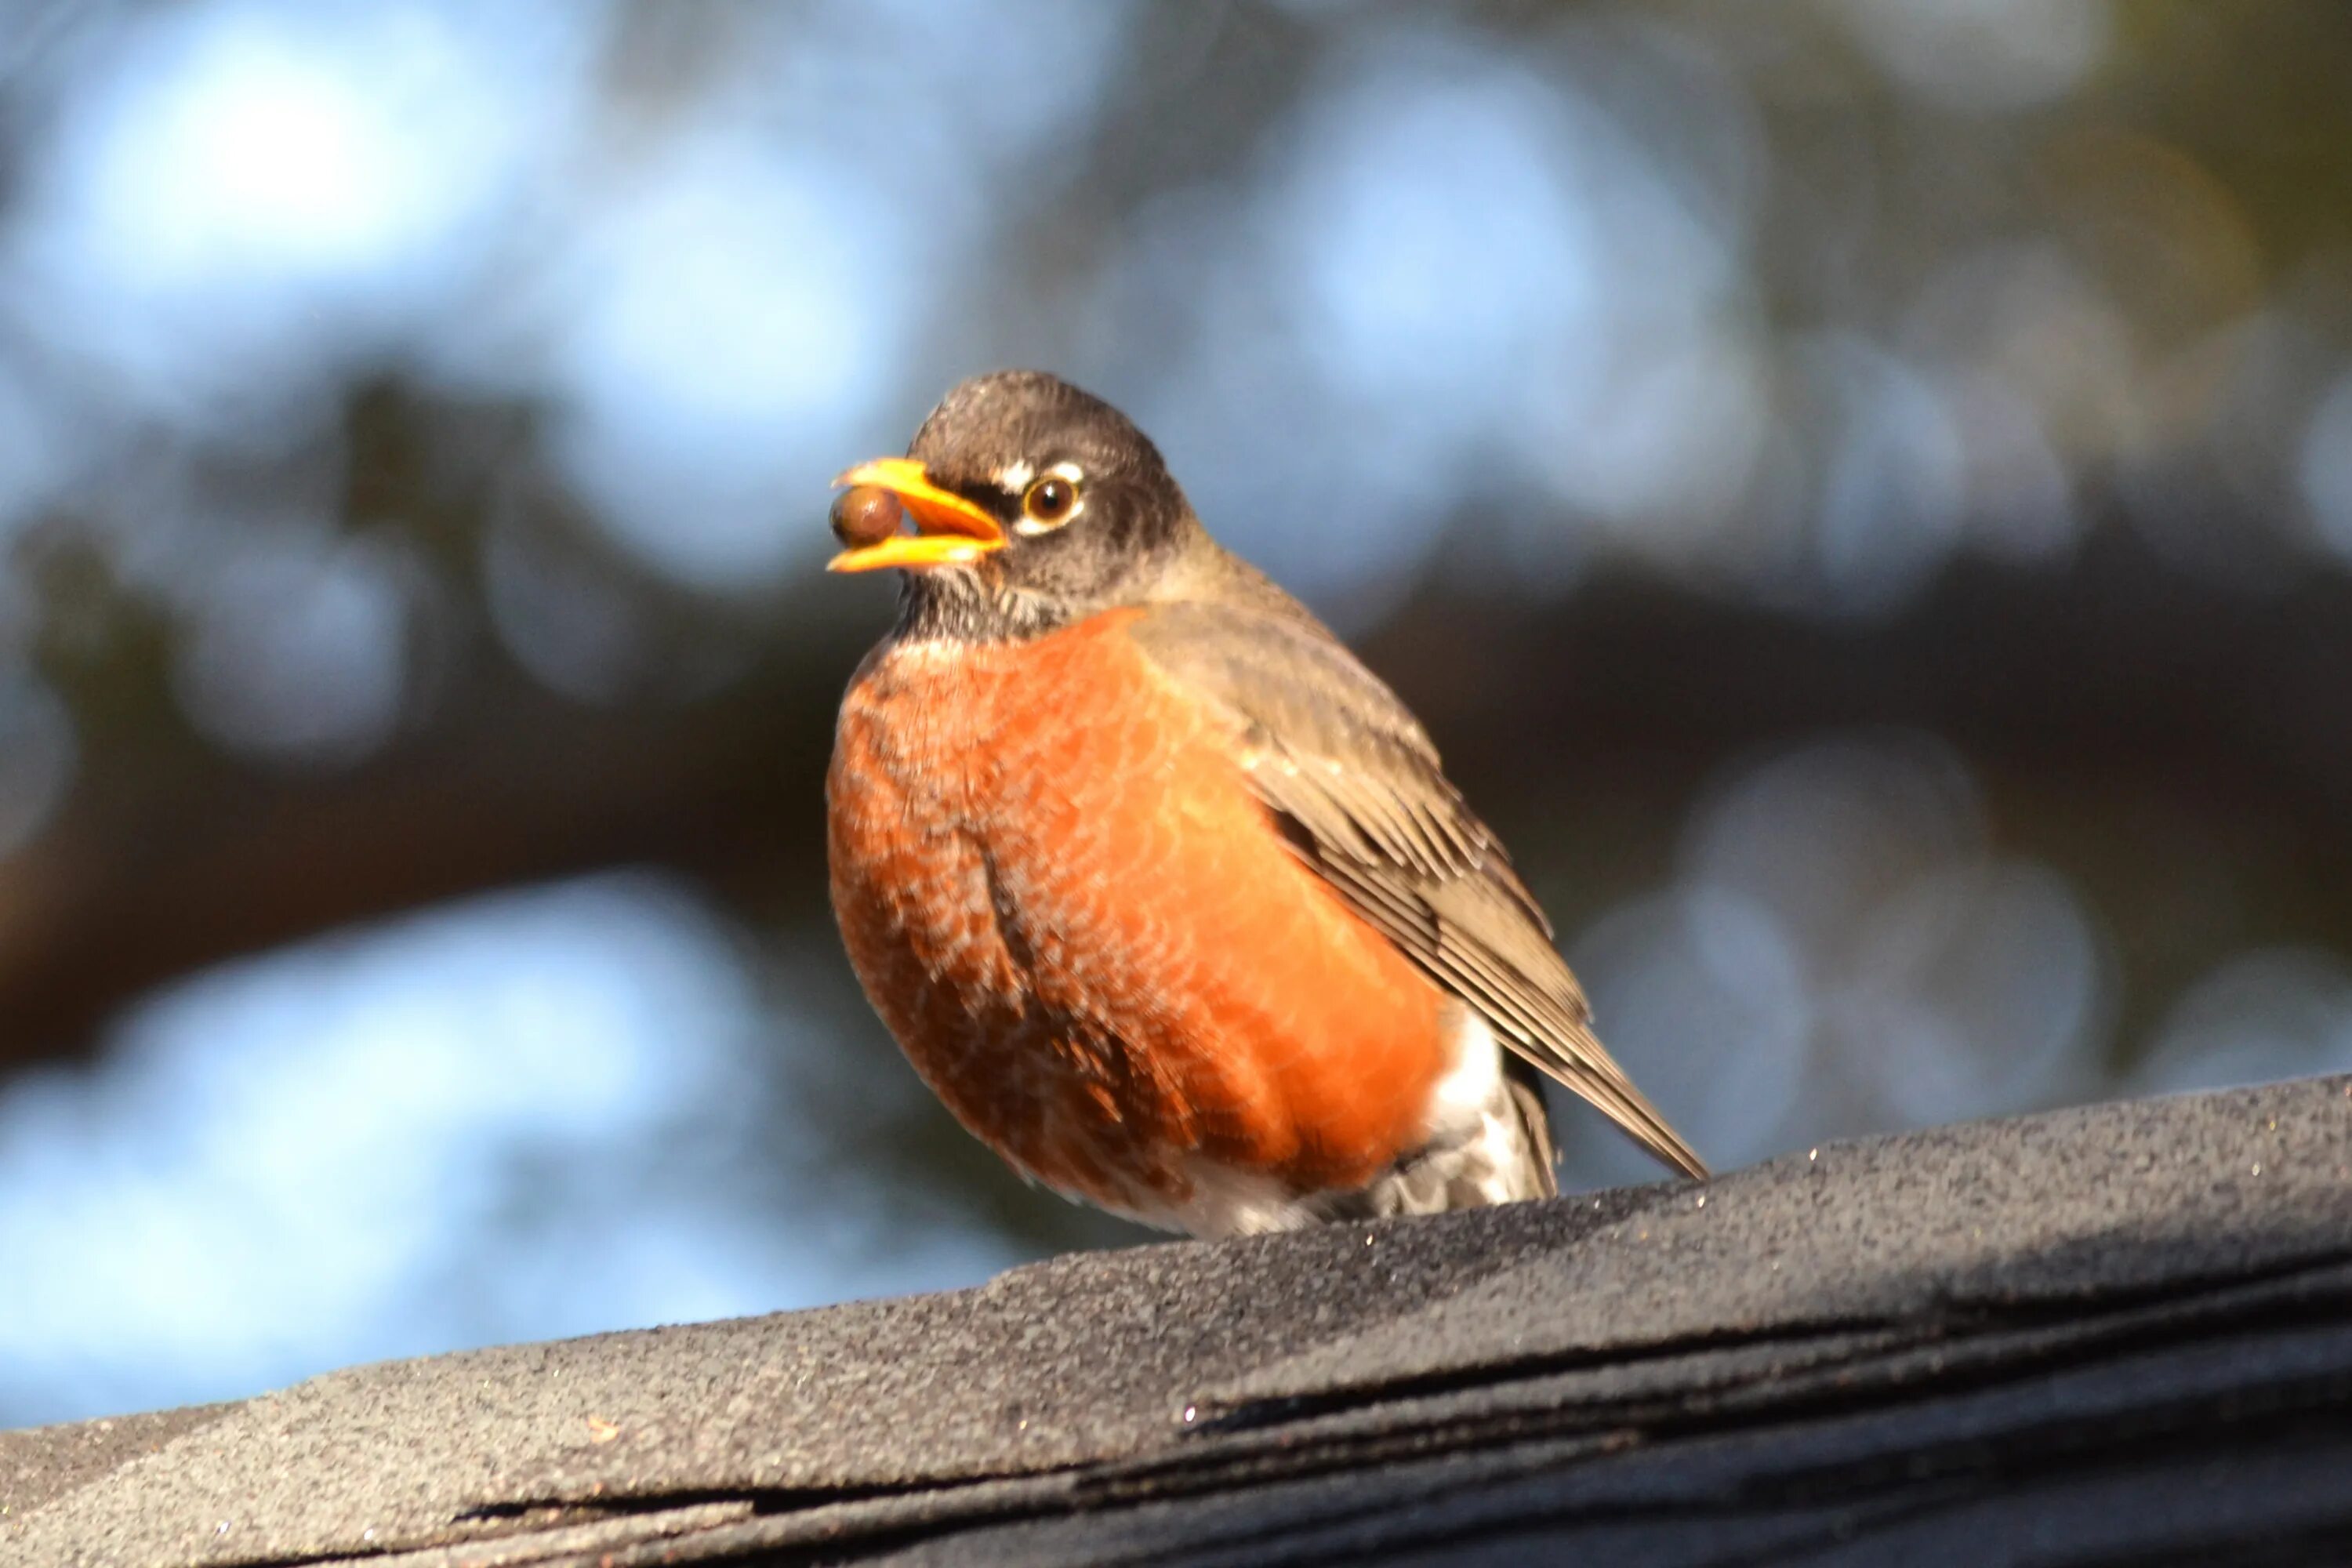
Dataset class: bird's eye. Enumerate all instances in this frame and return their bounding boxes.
[1021,474,1081,529]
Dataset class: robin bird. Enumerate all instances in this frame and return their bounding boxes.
[825,371,1706,1237]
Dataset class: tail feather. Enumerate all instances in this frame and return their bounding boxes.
[1526,1018,1710,1181]
[1501,1052,1560,1199]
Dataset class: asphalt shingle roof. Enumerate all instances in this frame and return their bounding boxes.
[6,1073,2350,1566]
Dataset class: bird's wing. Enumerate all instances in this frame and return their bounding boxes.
[1128,596,1708,1180]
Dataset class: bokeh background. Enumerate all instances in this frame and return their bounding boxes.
[5,0,2352,1428]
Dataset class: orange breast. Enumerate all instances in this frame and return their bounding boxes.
[826,609,1448,1217]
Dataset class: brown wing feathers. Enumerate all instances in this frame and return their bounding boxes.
[1132,597,1709,1181]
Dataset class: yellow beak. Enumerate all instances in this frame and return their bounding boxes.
[826,458,1007,573]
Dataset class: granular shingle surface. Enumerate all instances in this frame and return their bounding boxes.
[5,1075,2350,1567]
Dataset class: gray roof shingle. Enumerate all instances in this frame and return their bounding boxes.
[5,1074,2350,1566]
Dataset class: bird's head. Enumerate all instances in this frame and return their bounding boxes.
[826,371,1207,636]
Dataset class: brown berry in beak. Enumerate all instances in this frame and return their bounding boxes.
[830,485,906,550]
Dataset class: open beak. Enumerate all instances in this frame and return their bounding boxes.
[826,458,1007,573]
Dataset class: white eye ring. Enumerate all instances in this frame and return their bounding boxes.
[1014,463,1085,535]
